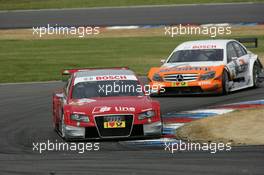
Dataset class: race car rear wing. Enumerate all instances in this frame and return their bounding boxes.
[62,67,129,75]
[236,38,258,48]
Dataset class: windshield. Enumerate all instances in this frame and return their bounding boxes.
[167,49,223,63]
[72,80,144,99]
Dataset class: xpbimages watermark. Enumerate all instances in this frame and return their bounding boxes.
[164,140,232,154]
[165,24,232,38]
[97,83,165,96]
[32,140,100,153]
[32,24,100,37]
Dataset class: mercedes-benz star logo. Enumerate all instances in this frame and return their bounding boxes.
[176,74,184,82]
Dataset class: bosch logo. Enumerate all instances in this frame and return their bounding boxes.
[176,74,184,82]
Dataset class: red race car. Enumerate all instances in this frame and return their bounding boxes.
[52,67,162,141]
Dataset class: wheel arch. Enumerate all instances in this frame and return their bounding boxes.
[255,58,263,69]
[249,57,262,77]
[223,66,232,81]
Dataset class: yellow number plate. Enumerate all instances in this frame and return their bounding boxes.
[172,82,188,87]
[104,121,126,128]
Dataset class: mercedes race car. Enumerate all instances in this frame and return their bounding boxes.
[52,67,162,141]
[148,39,264,95]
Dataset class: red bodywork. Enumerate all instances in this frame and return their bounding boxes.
[52,68,161,140]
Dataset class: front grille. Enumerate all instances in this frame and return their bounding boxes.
[85,127,100,138]
[163,74,198,82]
[130,124,144,136]
[95,115,133,138]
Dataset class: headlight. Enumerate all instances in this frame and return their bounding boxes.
[152,73,163,82]
[138,110,155,120]
[200,71,216,80]
[70,114,89,122]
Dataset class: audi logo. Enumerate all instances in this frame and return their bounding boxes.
[105,116,123,122]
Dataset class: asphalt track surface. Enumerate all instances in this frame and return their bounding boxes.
[1,3,264,174]
[1,3,264,29]
[0,81,264,174]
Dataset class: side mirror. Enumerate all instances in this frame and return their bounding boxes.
[62,75,70,82]
[160,59,166,64]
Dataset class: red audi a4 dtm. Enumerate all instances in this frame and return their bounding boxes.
[52,68,162,141]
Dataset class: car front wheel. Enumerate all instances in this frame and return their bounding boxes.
[222,70,230,95]
[253,62,261,88]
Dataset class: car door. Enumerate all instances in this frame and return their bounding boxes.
[226,41,249,80]
[226,42,239,80]
[232,41,249,78]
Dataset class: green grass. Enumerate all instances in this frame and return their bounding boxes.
[0,35,263,83]
[0,0,264,11]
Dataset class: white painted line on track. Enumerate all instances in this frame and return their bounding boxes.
[106,26,140,29]
[0,2,257,13]
[187,109,234,115]
[0,80,61,86]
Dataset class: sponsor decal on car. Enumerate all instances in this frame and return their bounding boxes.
[192,45,217,49]
[172,82,188,87]
[92,106,135,114]
[103,115,126,128]
[96,75,128,81]
[92,106,112,114]
[115,106,135,112]
[74,75,137,85]
[104,121,126,128]
[159,66,211,73]
[198,81,211,86]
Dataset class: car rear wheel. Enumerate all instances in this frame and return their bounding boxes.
[253,62,261,88]
[222,70,229,95]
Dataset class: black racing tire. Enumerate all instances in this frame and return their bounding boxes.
[253,62,261,88]
[222,70,229,95]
